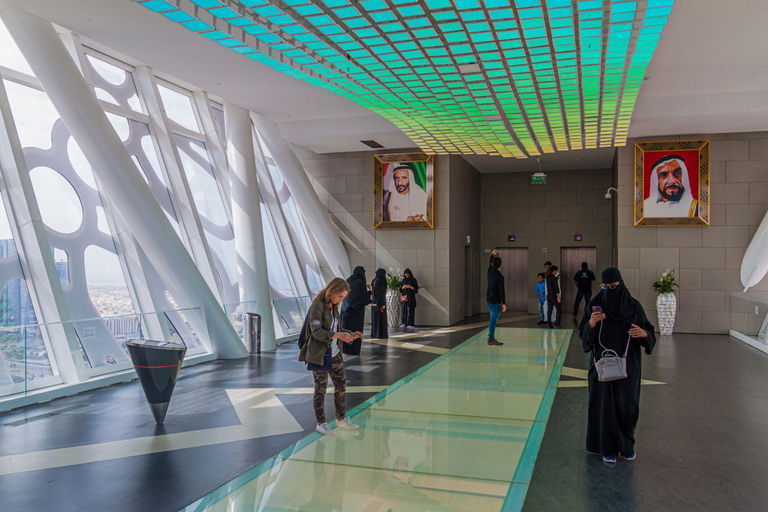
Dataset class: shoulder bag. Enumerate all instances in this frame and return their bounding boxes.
[594,322,631,382]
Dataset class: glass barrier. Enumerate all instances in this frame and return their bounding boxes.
[223,300,258,345]
[730,296,768,346]
[0,308,208,399]
[273,296,311,336]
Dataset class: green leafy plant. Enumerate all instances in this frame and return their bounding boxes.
[652,269,679,295]
[386,269,403,291]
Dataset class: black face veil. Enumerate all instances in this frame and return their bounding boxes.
[600,268,634,323]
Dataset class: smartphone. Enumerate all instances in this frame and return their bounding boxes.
[591,306,602,313]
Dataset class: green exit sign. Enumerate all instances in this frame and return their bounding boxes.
[532,173,546,185]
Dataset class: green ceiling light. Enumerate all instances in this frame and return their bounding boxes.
[138,0,674,157]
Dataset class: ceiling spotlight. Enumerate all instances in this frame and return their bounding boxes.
[605,187,618,199]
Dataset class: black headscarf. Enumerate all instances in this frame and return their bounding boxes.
[599,267,635,323]
[402,268,417,287]
[348,266,366,284]
[373,268,386,289]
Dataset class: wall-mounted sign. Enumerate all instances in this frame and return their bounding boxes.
[508,235,515,242]
[542,247,547,253]
[574,234,582,241]
[532,172,546,185]
[466,235,471,244]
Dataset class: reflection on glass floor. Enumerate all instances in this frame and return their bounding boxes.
[182,327,570,512]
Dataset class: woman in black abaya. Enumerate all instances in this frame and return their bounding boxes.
[370,268,388,339]
[579,267,656,463]
[399,268,419,329]
[341,266,371,355]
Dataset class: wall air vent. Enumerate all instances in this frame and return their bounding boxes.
[361,140,384,149]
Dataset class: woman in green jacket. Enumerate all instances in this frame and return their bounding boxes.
[299,277,362,436]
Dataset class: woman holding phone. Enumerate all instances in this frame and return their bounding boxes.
[299,277,362,436]
[579,268,656,463]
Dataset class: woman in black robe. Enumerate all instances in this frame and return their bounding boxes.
[341,266,371,355]
[579,267,656,463]
[370,268,388,339]
[399,268,419,329]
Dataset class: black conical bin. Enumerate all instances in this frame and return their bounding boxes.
[126,339,186,424]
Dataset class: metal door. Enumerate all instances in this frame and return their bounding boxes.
[560,247,597,318]
[496,248,529,312]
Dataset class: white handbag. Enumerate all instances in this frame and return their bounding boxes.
[594,326,631,382]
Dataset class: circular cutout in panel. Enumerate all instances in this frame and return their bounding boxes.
[106,112,130,142]
[29,167,84,234]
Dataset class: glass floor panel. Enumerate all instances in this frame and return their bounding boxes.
[182,328,572,512]
[282,408,536,483]
[183,456,516,512]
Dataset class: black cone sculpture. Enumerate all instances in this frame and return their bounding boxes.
[126,339,186,424]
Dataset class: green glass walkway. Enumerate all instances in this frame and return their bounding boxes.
[182,327,571,512]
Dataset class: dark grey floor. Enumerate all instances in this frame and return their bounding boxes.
[1,314,766,512]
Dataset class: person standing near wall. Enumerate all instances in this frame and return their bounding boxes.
[536,273,547,326]
[399,268,419,330]
[546,265,562,329]
[580,268,656,463]
[370,268,388,339]
[486,249,505,346]
[573,262,596,319]
[298,278,362,436]
[341,266,371,355]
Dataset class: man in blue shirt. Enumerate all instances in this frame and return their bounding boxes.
[573,262,596,319]
[536,273,547,325]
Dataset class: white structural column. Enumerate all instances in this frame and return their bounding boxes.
[252,114,350,278]
[0,3,247,359]
[224,101,276,351]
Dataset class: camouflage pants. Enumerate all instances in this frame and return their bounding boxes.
[312,353,346,424]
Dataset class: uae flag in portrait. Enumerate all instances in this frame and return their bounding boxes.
[383,161,428,222]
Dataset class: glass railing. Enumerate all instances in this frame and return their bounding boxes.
[223,300,258,344]
[0,307,207,399]
[730,296,768,346]
[273,295,311,336]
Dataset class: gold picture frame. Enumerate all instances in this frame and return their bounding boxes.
[373,153,435,229]
[634,140,710,226]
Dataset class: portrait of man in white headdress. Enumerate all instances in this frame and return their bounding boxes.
[634,140,709,227]
[383,163,427,222]
[374,154,434,229]
[643,154,699,218]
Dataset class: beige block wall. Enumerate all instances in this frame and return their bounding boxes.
[616,132,768,334]
[296,146,479,326]
[480,169,615,314]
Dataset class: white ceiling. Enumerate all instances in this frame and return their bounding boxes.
[7,0,768,172]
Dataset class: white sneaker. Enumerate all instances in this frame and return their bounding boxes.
[400,324,406,329]
[336,417,359,430]
[316,422,335,436]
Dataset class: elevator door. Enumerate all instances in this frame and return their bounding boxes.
[560,247,597,317]
[496,248,528,312]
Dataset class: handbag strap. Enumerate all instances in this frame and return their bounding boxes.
[596,321,632,361]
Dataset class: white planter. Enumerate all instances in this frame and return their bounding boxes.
[656,293,677,335]
[386,290,401,328]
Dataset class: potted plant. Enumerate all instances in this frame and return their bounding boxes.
[652,269,678,335]
[386,269,403,328]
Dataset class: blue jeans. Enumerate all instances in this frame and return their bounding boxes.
[537,300,546,321]
[487,302,502,341]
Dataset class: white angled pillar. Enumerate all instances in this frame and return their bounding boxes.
[224,101,276,351]
[252,114,350,278]
[0,2,247,359]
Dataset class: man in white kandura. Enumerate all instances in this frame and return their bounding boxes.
[643,155,698,218]
[386,164,427,222]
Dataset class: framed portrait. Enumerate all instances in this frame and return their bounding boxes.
[634,140,710,226]
[373,153,434,229]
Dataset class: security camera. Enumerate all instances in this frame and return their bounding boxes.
[605,187,618,199]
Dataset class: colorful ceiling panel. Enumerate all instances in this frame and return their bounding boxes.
[137,0,674,157]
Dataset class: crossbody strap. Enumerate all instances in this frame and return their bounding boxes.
[596,321,632,361]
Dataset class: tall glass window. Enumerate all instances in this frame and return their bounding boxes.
[4,79,137,368]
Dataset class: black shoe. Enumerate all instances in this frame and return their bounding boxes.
[549,324,554,329]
